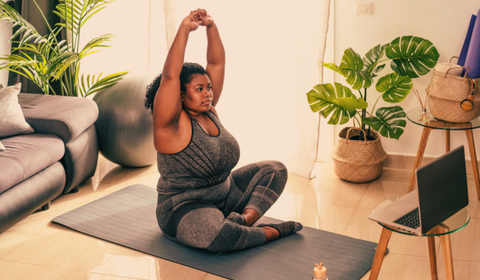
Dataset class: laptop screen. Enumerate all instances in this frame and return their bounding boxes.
[416,146,469,234]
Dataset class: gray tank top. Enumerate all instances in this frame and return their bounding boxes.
[156,110,240,213]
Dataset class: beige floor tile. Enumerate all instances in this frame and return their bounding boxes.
[358,179,408,209]
[88,273,147,280]
[94,250,207,280]
[359,253,432,280]
[313,175,369,207]
[436,259,480,280]
[2,223,115,272]
[0,259,89,280]
[0,214,52,258]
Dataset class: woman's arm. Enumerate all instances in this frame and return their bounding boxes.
[201,11,225,107]
[153,12,201,130]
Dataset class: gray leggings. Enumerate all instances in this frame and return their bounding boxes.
[160,161,287,252]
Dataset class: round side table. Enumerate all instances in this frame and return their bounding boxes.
[406,108,480,200]
[369,196,470,280]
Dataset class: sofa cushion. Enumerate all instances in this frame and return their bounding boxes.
[0,134,64,194]
[19,93,99,143]
[0,83,35,138]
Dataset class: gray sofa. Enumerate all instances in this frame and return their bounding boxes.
[0,93,99,234]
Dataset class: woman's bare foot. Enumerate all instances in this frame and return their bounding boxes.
[242,208,260,226]
[259,221,303,242]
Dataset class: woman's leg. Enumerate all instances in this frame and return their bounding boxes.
[224,161,302,240]
[224,160,288,225]
[161,201,266,252]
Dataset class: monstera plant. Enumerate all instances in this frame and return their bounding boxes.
[0,0,128,97]
[307,36,439,140]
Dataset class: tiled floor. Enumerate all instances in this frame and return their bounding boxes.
[1,155,479,280]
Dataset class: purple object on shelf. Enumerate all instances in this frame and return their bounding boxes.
[458,14,477,66]
[464,9,480,78]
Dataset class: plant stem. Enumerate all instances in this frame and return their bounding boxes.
[362,88,367,132]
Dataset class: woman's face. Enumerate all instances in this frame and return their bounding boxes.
[182,74,213,115]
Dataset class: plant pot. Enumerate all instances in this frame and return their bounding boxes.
[331,127,388,183]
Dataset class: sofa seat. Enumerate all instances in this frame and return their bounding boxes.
[0,134,64,194]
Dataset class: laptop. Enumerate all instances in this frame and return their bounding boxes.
[367,145,469,235]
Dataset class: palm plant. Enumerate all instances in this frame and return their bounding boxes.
[0,0,128,97]
[307,36,439,140]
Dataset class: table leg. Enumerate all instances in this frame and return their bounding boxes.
[408,127,432,193]
[465,130,480,201]
[428,236,438,280]
[369,227,393,280]
[446,130,450,153]
[439,224,455,280]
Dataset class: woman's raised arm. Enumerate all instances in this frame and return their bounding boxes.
[153,12,202,130]
[201,11,225,107]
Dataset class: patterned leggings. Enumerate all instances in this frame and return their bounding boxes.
[158,161,288,252]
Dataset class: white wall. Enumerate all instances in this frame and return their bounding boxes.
[0,0,12,86]
[334,0,480,159]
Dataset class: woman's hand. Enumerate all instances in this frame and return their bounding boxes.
[190,9,214,27]
[181,10,203,32]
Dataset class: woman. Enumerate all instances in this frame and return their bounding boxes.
[145,9,302,252]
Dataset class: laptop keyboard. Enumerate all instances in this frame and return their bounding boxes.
[394,208,420,229]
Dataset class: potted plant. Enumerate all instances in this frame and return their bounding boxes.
[0,0,128,97]
[307,36,439,182]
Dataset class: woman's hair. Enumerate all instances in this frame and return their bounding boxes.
[145,62,209,114]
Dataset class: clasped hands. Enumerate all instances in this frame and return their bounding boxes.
[182,8,214,31]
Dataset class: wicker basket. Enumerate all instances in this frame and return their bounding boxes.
[427,69,480,123]
[331,127,388,183]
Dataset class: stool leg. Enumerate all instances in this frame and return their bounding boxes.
[428,236,438,280]
[369,227,393,280]
[465,130,480,201]
[446,130,450,153]
[440,234,455,280]
[408,127,432,193]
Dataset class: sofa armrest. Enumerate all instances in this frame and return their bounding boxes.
[18,93,99,143]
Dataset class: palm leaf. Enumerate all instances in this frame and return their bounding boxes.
[79,33,114,57]
[79,71,129,97]
[363,44,387,77]
[386,36,439,78]
[376,73,413,103]
[307,82,366,125]
[324,48,373,90]
[0,1,46,46]
[363,106,406,139]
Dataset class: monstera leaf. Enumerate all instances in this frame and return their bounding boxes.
[307,82,367,125]
[363,44,387,77]
[386,36,439,78]
[324,48,373,90]
[376,73,413,103]
[363,106,406,139]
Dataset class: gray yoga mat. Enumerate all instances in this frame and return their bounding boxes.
[53,184,385,280]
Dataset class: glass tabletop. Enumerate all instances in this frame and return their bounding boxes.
[372,196,470,237]
[407,108,480,130]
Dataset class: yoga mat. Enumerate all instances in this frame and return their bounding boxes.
[464,9,480,78]
[53,184,385,280]
[458,14,477,66]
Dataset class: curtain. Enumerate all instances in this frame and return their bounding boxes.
[162,1,332,178]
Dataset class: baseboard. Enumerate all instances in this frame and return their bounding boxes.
[384,154,478,175]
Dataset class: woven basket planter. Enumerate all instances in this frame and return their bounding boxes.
[427,70,480,123]
[331,127,388,183]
